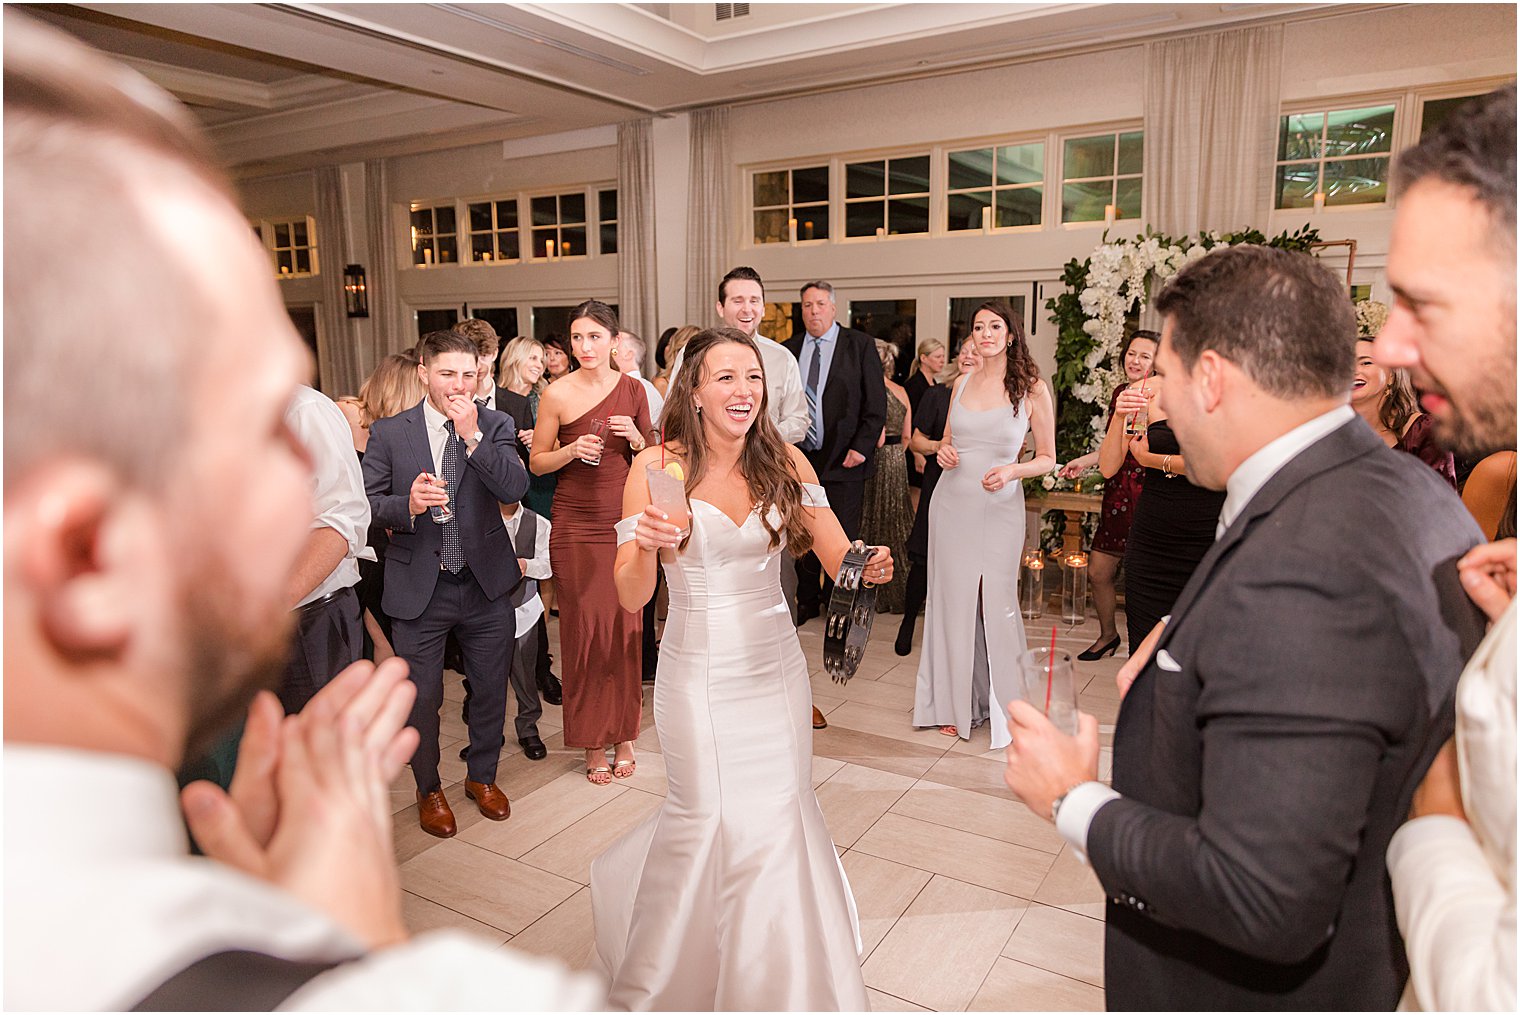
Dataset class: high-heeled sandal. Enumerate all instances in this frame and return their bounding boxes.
[1078,634,1122,661]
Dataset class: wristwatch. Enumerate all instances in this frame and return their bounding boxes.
[465,429,483,450]
[1052,783,1085,822]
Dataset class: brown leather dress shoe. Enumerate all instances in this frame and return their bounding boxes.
[416,789,457,838]
[465,780,511,821]
[812,706,828,730]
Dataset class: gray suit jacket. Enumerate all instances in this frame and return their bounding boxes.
[362,400,528,622]
[1089,419,1485,1010]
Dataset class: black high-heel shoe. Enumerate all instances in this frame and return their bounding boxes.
[1077,634,1121,661]
[893,619,916,657]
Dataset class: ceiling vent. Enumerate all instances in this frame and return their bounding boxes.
[715,3,751,21]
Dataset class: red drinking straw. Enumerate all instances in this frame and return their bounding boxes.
[1046,625,1058,716]
[659,426,665,469]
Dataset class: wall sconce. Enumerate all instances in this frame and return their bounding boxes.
[343,264,369,318]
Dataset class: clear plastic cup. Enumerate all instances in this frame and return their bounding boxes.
[583,418,608,466]
[646,464,690,539]
[1020,647,1078,735]
[424,472,453,525]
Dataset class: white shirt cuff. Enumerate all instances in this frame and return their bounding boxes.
[1055,781,1121,866]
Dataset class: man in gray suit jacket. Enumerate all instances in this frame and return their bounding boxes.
[1003,245,1485,1009]
[363,330,529,838]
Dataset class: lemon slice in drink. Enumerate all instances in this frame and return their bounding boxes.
[663,461,685,481]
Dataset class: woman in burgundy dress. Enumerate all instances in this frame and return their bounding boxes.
[1058,330,1157,659]
[531,300,653,784]
[1351,337,1457,487]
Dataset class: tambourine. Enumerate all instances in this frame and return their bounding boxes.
[823,541,879,684]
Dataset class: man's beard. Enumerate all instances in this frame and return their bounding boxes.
[178,571,296,764]
[1434,388,1518,458]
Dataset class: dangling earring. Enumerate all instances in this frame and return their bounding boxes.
[694,403,702,414]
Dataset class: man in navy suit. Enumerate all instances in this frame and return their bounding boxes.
[784,280,888,626]
[363,330,529,837]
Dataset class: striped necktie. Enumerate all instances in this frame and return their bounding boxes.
[804,338,822,450]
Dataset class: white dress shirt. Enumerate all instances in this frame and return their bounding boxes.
[800,323,840,449]
[626,368,665,426]
[477,380,499,411]
[286,386,374,608]
[662,335,811,444]
[1056,405,1358,861]
[501,506,552,633]
[2,743,605,1011]
[1388,599,1516,1011]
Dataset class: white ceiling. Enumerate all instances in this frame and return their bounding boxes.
[24,2,1379,176]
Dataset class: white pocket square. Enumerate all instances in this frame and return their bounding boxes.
[1156,649,1182,672]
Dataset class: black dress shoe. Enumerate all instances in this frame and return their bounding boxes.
[538,674,562,706]
[894,618,916,656]
[519,735,547,761]
[1077,634,1122,661]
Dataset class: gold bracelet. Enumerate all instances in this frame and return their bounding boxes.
[1162,454,1175,478]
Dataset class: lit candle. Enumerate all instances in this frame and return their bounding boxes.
[422,247,433,265]
[1313,191,1326,212]
[1061,551,1089,624]
[788,217,797,243]
[981,205,992,232]
[875,226,886,240]
[481,251,492,262]
[803,219,814,241]
[1103,204,1116,226]
[546,239,556,260]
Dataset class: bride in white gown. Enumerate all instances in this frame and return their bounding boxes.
[592,328,892,1011]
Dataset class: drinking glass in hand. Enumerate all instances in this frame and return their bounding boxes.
[584,418,609,466]
[645,464,691,539]
[1020,647,1078,735]
[423,472,453,525]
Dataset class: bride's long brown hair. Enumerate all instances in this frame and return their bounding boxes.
[661,328,813,556]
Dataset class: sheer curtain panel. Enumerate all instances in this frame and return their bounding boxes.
[618,118,659,368]
[685,106,731,325]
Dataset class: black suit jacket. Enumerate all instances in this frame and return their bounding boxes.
[784,326,887,482]
[362,399,529,622]
[1089,419,1486,1010]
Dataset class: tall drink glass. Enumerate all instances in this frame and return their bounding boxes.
[1020,647,1078,735]
[645,464,691,539]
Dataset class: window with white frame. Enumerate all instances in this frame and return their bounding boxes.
[410,204,457,266]
[1418,92,1489,139]
[752,165,829,244]
[946,142,1044,230]
[845,154,930,237]
[598,188,619,255]
[1061,130,1143,223]
[1275,104,1394,210]
[466,199,520,263]
[530,191,588,259]
[258,216,318,277]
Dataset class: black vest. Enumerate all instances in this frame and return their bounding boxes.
[507,508,540,609]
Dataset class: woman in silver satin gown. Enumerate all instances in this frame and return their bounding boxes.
[594,328,892,1011]
[912,301,1056,748]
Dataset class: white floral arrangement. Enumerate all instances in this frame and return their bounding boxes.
[1354,299,1389,338]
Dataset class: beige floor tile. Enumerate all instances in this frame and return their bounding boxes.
[825,700,949,749]
[400,891,512,946]
[1001,903,1105,987]
[812,671,918,710]
[391,781,493,865]
[510,887,599,971]
[460,771,635,859]
[891,782,1065,854]
[1033,846,1106,920]
[874,661,921,687]
[862,874,1028,1012]
[968,956,1105,1012]
[520,788,664,884]
[840,851,932,960]
[853,812,1056,900]
[812,691,848,715]
[865,987,930,1011]
[615,747,669,797]
[812,725,947,781]
[815,763,916,848]
[920,751,1014,802]
[399,838,580,934]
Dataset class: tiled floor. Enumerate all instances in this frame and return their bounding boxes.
[391,603,1125,1012]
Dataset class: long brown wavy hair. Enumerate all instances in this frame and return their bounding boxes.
[976,300,1040,404]
[661,328,812,556]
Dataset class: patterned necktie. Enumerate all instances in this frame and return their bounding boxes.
[804,338,823,451]
[440,420,466,574]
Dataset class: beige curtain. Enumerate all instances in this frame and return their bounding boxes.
[685,106,731,324]
[617,118,659,370]
[1142,24,1284,238]
[314,166,360,395]
[365,158,409,358]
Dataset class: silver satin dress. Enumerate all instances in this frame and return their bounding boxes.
[912,385,1031,748]
[594,485,866,1011]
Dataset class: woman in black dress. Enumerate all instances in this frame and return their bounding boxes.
[902,338,946,512]
[894,336,981,655]
[1118,381,1225,652]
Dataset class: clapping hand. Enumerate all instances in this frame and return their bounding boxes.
[180,657,421,948]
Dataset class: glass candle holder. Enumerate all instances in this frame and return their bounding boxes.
[1061,551,1089,625]
[1019,548,1046,620]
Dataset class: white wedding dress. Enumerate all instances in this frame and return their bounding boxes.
[592,485,866,1011]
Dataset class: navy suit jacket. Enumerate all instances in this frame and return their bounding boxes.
[783,325,887,482]
[362,399,529,622]
[1089,419,1486,1010]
